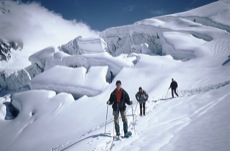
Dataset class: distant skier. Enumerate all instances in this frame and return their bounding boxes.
[135,87,148,116]
[107,80,133,137]
[169,78,179,98]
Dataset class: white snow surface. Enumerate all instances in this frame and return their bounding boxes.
[0,0,230,151]
[46,52,135,70]
[30,66,109,97]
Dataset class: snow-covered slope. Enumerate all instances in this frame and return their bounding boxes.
[0,0,230,151]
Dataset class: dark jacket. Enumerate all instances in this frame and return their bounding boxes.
[170,81,178,89]
[108,88,131,111]
[135,91,148,103]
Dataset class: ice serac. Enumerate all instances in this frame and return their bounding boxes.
[0,47,56,92]
[99,24,162,56]
[58,36,107,55]
[44,52,136,78]
[30,65,109,98]
[29,47,55,70]
[0,69,31,91]
[1,0,230,151]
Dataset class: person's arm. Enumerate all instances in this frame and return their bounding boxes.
[135,92,140,102]
[124,90,132,105]
[169,83,172,89]
[144,92,149,101]
[107,93,114,105]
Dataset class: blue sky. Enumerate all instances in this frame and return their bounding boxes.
[20,0,218,31]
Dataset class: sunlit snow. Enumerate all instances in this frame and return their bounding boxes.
[0,0,230,151]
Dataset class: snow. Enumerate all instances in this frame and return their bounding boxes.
[1,0,230,151]
[29,47,56,69]
[99,24,162,56]
[0,90,75,151]
[75,37,108,54]
[44,52,136,75]
[0,68,31,91]
[58,37,108,55]
[162,31,206,60]
[176,0,230,27]
[30,66,109,97]
[163,87,230,151]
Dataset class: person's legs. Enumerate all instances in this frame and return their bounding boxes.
[143,102,146,116]
[121,110,128,135]
[113,110,120,136]
[171,89,174,98]
[174,89,179,97]
[139,103,143,116]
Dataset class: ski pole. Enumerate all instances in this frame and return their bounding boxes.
[165,88,169,99]
[131,103,136,134]
[104,104,109,134]
[134,101,138,115]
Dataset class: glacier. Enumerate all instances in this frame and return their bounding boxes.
[0,0,230,151]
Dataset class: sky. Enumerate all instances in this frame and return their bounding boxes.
[18,0,218,31]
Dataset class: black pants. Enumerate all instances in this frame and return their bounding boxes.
[139,102,146,116]
[171,88,178,98]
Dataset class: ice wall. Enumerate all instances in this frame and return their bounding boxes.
[58,36,107,55]
[99,24,162,56]
[30,66,109,98]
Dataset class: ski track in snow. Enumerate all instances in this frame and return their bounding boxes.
[49,79,230,151]
[179,79,230,97]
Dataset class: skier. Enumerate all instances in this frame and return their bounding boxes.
[169,78,179,98]
[135,87,148,116]
[107,80,133,138]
